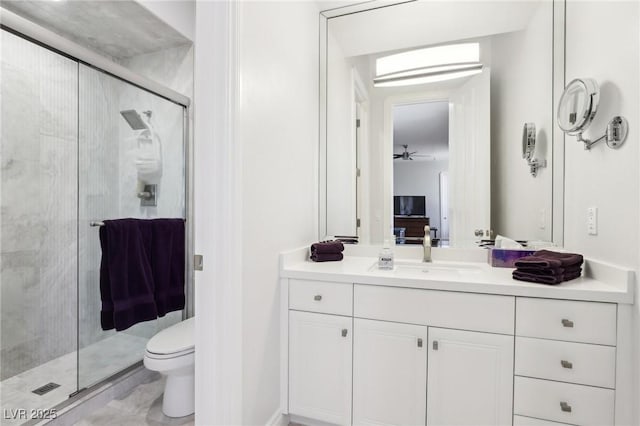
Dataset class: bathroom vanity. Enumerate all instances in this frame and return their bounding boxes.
[279,247,634,426]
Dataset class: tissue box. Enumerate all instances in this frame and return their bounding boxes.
[487,247,536,268]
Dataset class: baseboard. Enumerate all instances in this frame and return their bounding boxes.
[266,409,288,426]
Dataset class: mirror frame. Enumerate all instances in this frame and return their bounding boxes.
[319,0,566,247]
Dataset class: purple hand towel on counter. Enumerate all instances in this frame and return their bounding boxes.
[99,219,158,331]
[514,249,583,269]
[311,252,344,262]
[513,268,582,285]
[310,240,344,262]
[311,240,345,255]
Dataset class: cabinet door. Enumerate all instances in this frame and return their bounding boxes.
[353,318,428,426]
[289,311,352,425]
[427,328,514,426]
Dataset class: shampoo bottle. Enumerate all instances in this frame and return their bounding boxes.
[378,239,394,270]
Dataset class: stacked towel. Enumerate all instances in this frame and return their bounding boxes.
[310,240,344,262]
[512,250,583,285]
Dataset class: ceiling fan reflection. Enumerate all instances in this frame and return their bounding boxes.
[393,144,433,160]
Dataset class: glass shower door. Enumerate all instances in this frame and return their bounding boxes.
[0,29,79,422]
[77,64,186,390]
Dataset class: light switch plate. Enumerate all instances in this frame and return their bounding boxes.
[587,207,598,235]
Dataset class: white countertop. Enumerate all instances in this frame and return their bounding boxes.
[280,246,635,304]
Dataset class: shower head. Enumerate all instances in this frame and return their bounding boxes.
[120,110,148,130]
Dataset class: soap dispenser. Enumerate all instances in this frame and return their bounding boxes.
[378,239,394,270]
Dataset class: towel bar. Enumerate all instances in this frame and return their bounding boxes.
[90,221,105,227]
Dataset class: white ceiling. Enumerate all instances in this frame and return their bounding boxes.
[1,0,191,59]
[328,0,542,57]
[393,101,449,160]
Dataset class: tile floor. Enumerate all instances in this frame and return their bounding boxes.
[74,375,194,426]
[0,333,148,426]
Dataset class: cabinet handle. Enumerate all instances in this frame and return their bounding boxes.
[560,401,572,413]
[432,341,439,350]
[561,360,573,369]
[314,295,322,301]
[417,338,423,348]
[561,318,574,328]
[341,329,348,337]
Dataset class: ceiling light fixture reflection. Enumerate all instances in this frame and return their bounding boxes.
[374,43,483,87]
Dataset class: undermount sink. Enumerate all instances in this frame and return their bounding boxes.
[369,260,483,275]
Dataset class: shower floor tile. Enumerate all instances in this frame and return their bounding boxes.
[0,333,148,426]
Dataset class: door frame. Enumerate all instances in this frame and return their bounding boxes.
[383,90,452,244]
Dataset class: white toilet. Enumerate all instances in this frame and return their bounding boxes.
[143,317,195,418]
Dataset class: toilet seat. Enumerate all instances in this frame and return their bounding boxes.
[146,317,194,356]
[145,347,194,360]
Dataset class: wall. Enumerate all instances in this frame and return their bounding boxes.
[237,2,319,423]
[193,1,320,424]
[393,159,448,233]
[563,1,639,420]
[490,1,553,242]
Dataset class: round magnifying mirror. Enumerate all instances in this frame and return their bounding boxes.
[522,123,536,160]
[557,78,599,135]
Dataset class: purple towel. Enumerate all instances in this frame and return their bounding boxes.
[513,268,582,285]
[99,219,158,331]
[515,265,582,276]
[311,240,344,255]
[149,219,185,317]
[514,250,583,269]
[311,252,344,262]
[99,218,185,331]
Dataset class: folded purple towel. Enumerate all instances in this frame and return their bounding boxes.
[514,250,583,269]
[311,240,344,255]
[513,268,582,285]
[311,252,344,262]
[515,265,582,276]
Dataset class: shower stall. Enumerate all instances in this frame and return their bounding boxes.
[0,11,192,424]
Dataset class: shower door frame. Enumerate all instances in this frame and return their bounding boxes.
[0,6,195,397]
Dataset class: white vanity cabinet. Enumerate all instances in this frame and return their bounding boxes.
[288,278,355,424]
[283,276,626,426]
[288,310,352,425]
[427,328,514,426]
[352,319,428,426]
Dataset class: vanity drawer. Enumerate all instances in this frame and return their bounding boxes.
[516,298,616,345]
[514,376,614,426]
[289,279,353,316]
[515,337,616,388]
[354,284,514,334]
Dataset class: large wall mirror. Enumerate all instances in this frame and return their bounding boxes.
[320,0,565,248]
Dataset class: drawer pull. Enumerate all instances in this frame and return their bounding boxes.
[341,328,348,337]
[561,318,574,328]
[561,360,573,369]
[314,295,322,301]
[417,338,423,348]
[560,401,572,413]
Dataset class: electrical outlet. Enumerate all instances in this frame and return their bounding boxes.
[587,207,598,235]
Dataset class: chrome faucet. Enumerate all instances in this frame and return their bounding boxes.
[423,225,432,262]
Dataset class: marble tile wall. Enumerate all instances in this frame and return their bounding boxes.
[1,30,78,380]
